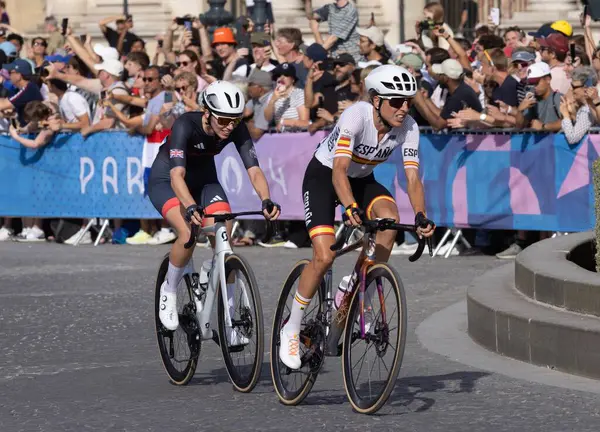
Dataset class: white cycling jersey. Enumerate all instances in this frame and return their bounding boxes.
[314,101,420,178]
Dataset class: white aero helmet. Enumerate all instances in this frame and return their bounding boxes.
[202,80,245,117]
[365,65,418,98]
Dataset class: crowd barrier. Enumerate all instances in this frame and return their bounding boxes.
[0,130,597,232]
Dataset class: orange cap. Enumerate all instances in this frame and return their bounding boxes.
[212,27,237,46]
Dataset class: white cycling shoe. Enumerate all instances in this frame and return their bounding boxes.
[279,327,301,369]
[228,327,250,347]
[159,281,179,331]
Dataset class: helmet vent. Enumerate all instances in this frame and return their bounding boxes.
[224,92,241,109]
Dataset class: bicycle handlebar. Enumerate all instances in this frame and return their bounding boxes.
[184,210,268,249]
[330,218,433,262]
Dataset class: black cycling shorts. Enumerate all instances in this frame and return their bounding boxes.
[147,156,231,220]
[302,156,396,240]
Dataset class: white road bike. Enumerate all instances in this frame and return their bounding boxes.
[154,210,266,392]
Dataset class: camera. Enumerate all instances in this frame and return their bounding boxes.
[175,16,192,26]
[418,20,433,32]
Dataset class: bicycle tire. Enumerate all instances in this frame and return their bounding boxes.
[270,259,326,406]
[217,253,264,393]
[342,263,407,414]
[155,254,200,386]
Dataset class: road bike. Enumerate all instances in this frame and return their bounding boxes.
[270,218,432,414]
[154,211,265,392]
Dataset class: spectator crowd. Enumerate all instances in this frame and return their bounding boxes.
[0,0,595,259]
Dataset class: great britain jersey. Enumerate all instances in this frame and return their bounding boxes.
[314,101,420,178]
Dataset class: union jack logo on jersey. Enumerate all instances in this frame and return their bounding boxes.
[170,149,184,159]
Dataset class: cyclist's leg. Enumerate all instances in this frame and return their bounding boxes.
[280,158,336,369]
[363,181,398,263]
[148,174,199,330]
[198,183,234,248]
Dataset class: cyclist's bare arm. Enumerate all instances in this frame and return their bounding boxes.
[170,167,195,209]
[405,168,426,216]
[332,157,357,208]
[247,166,270,201]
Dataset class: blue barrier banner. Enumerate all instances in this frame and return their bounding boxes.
[0,131,597,231]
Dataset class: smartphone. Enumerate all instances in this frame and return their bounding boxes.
[100,90,107,100]
[318,96,324,109]
[396,44,413,54]
[61,18,69,36]
[570,43,577,62]
[164,92,173,103]
[490,8,500,26]
[79,34,86,44]
[184,21,192,31]
[175,17,187,26]
[158,39,163,48]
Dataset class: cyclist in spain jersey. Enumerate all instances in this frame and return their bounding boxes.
[279,65,436,369]
[148,81,281,335]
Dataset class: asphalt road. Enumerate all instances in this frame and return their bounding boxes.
[1,243,600,432]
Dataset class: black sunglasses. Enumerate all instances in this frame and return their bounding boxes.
[143,77,157,82]
[386,97,412,109]
[176,61,190,67]
[175,86,187,92]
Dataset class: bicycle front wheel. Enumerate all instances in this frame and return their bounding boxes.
[155,254,200,386]
[342,263,407,414]
[270,259,326,406]
[217,253,264,393]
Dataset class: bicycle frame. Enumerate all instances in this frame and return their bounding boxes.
[324,230,378,354]
[194,222,249,341]
[324,219,429,355]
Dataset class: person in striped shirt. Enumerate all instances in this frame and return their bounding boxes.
[279,65,435,370]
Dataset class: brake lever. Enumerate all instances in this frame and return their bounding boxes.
[426,237,433,256]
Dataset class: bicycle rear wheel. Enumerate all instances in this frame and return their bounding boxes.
[342,263,407,414]
[217,254,264,393]
[270,260,326,406]
[155,254,200,386]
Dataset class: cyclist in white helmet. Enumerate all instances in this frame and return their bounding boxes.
[147,81,280,336]
[280,65,435,369]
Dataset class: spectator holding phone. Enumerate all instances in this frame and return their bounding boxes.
[265,62,309,131]
[250,32,276,73]
[80,58,129,137]
[210,27,250,80]
[9,100,59,149]
[515,62,563,132]
[417,2,455,51]
[159,71,199,129]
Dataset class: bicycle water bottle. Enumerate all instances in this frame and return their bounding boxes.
[199,259,212,290]
[195,258,212,314]
[334,272,358,310]
[334,276,351,310]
